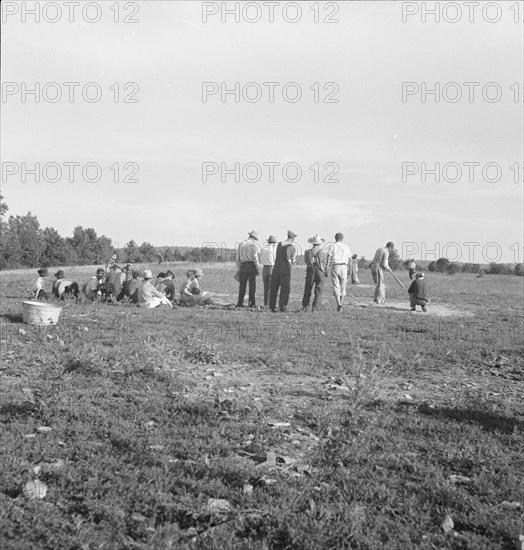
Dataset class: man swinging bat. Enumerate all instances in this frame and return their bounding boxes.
[370,241,403,304]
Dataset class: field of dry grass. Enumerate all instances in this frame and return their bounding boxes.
[1,263,523,549]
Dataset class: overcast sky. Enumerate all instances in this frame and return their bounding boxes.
[1,1,523,263]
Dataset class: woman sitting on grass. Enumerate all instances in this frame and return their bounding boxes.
[138,270,172,309]
[179,269,212,306]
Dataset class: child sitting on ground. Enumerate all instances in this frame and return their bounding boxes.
[32,268,49,300]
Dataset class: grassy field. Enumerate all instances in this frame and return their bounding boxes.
[1,263,523,549]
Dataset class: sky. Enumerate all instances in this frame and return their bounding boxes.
[1,1,523,263]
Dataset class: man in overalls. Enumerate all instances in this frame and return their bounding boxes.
[269,230,298,312]
[301,235,327,312]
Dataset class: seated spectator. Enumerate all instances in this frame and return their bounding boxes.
[408,272,430,312]
[123,271,141,303]
[138,270,172,309]
[155,272,166,288]
[52,270,77,300]
[179,269,212,306]
[83,268,105,302]
[107,265,126,301]
[32,268,49,300]
[156,270,176,300]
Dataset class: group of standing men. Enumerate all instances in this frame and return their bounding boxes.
[236,231,363,312]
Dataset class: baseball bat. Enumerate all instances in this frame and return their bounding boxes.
[389,271,405,289]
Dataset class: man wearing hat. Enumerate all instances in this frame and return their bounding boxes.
[260,235,278,308]
[82,268,105,301]
[32,268,49,300]
[326,233,351,312]
[407,272,430,312]
[269,230,298,312]
[370,241,395,304]
[52,270,76,299]
[236,231,261,308]
[138,270,172,308]
[301,235,327,312]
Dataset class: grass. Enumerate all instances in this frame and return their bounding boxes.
[0,264,523,549]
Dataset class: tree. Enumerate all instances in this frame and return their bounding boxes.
[186,247,202,262]
[138,242,157,262]
[163,247,174,262]
[446,262,460,275]
[66,226,88,265]
[0,194,8,219]
[7,213,45,268]
[41,227,69,266]
[95,236,114,264]
[202,246,217,263]
[435,257,451,273]
[0,221,21,270]
[462,263,480,274]
[124,240,141,263]
[515,263,524,276]
[487,263,513,275]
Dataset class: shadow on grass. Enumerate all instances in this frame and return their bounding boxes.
[1,313,23,323]
[425,405,523,434]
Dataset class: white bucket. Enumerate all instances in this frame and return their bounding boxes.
[22,301,62,325]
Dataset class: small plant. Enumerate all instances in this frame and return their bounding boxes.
[182,334,221,364]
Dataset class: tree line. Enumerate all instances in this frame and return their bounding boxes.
[0,195,233,269]
[1,195,521,274]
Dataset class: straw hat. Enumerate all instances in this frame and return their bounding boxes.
[54,270,65,279]
[287,230,297,238]
[248,230,259,240]
[267,235,277,244]
[143,270,153,279]
[307,235,324,245]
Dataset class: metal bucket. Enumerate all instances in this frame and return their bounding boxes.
[22,301,62,325]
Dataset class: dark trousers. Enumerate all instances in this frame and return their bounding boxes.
[409,294,429,308]
[302,267,324,310]
[237,262,257,307]
[269,267,291,311]
[409,268,415,280]
[262,265,273,306]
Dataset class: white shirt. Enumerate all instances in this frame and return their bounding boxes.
[260,243,277,266]
[237,239,260,266]
[326,242,351,266]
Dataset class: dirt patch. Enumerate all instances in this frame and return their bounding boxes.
[352,300,474,318]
